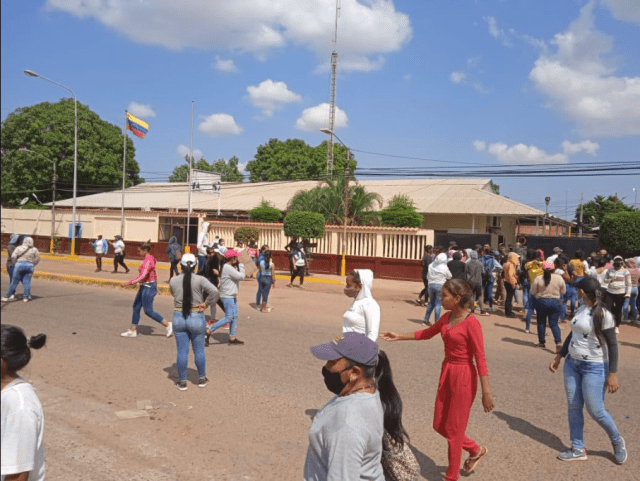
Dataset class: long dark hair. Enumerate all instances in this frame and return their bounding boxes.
[1,325,46,374]
[579,277,609,342]
[263,250,272,268]
[349,350,409,446]
[181,262,195,319]
[543,268,553,286]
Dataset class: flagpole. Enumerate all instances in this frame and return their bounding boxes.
[121,111,128,236]
[185,101,194,253]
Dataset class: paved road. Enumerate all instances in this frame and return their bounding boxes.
[1,274,638,480]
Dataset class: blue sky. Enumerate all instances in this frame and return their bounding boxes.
[2,0,639,220]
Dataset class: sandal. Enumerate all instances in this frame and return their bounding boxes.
[464,446,488,473]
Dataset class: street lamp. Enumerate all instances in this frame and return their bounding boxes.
[633,188,637,209]
[320,128,351,277]
[19,148,57,253]
[544,196,551,235]
[24,69,78,257]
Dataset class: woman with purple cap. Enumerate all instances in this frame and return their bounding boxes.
[305,332,412,481]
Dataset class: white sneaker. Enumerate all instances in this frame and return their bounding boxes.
[120,330,137,338]
[615,327,620,334]
[23,298,30,303]
[1,295,15,302]
[165,322,173,338]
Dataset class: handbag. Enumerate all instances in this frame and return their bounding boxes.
[381,432,420,481]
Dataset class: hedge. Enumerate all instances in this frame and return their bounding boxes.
[283,211,325,239]
[379,195,423,227]
[599,211,640,254]
[234,226,260,244]
[248,201,283,223]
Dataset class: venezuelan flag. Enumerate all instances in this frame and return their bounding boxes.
[126,112,149,139]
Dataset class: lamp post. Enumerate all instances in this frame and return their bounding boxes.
[19,148,57,253]
[633,188,637,209]
[544,196,551,235]
[320,128,351,277]
[24,69,78,257]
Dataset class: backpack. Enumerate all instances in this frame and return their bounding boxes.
[480,256,493,284]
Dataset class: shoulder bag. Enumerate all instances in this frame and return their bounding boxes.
[381,432,420,481]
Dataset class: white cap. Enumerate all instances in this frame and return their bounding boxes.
[181,253,197,267]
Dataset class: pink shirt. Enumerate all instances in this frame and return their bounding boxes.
[129,254,158,285]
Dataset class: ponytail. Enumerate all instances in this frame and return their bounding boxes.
[543,269,552,286]
[1,325,46,374]
[182,263,194,319]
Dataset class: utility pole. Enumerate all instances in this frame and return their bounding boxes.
[342,164,350,277]
[579,192,584,237]
[185,101,194,253]
[51,162,57,253]
[326,0,340,178]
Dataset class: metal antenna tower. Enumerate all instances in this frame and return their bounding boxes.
[326,0,340,178]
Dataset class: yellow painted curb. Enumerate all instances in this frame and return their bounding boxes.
[273,274,343,285]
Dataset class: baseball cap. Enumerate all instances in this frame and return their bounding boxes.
[181,253,197,267]
[613,255,624,261]
[115,234,122,239]
[310,332,379,366]
[542,261,554,270]
[224,248,240,258]
[553,247,562,253]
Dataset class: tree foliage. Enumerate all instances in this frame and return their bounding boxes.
[1,99,143,206]
[248,200,283,223]
[169,156,244,182]
[234,226,260,244]
[283,211,325,239]
[576,195,635,231]
[379,195,423,227]
[246,138,357,182]
[287,177,382,226]
[600,211,640,254]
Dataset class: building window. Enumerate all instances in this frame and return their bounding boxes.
[159,217,198,244]
[486,216,501,228]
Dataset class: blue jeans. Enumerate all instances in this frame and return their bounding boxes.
[5,262,35,299]
[563,355,621,450]
[425,284,443,323]
[257,276,272,305]
[622,287,638,322]
[131,282,164,326]
[256,271,263,305]
[561,284,578,320]
[522,280,534,329]
[483,278,494,309]
[210,297,238,336]
[197,255,206,275]
[173,311,206,381]
[534,297,562,344]
[169,259,180,277]
[7,264,15,283]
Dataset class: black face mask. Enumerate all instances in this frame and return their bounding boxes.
[322,365,351,395]
[614,261,623,269]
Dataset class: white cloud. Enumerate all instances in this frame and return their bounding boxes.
[404,73,412,82]
[529,1,640,136]
[474,139,600,164]
[46,0,412,72]
[213,56,237,73]
[177,144,203,160]
[450,71,467,84]
[127,102,156,119]
[295,103,348,132]
[246,79,302,118]
[483,16,512,46]
[198,113,243,137]
[602,0,640,24]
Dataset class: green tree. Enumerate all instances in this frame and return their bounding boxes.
[576,195,635,232]
[246,138,357,182]
[283,211,325,238]
[490,183,500,195]
[248,200,283,223]
[379,195,423,227]
[599,211,640,254]
[1,99,143,206]
[169,155,244,182]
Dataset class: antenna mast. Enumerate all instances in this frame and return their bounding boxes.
[326,0,340,178]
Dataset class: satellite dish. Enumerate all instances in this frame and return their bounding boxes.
[19,197,29,205]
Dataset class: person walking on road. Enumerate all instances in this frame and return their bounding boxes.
[503,252,520,318]
[197,222,212,274]
[91,233,108,272]
[205,249,245,345]
[531,261,566,353]
[304,332,411,481]
[257,250,276,313]
[424,253,452,325]
[1,324,47,481]
[480,245,501,313]
[120,241,173,339]
[417,245,434,306]
[170,254,219,391]
[2,236,40,303]
[203,246,227,327]
[622,258,639,325]
[465,251,488,316]
[549,277,627,464]
[288,243,307,288]
[604,256,631,332]
[342,269,381,341]
[5,234,23,283]
[166,236,182,281]
[110,234,129,274]
[381,279,495,481]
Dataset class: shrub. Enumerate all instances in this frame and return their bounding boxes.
[248,200,283,223]
[379,195,423,228]
[234,226,260,244]
[599,211,640,255]
[283,211,325,239]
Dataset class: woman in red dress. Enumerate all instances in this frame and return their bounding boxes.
[381,279,495,481]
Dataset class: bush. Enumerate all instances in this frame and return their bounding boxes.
[283,211,325,239]
[599,211,640,255]
[379,195,423,228]
[234,226,260,244]
[248,200,283,223]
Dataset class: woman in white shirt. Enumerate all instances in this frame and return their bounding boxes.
[110,234,129,273]
[342,269,381,342]
[1,325,47,481]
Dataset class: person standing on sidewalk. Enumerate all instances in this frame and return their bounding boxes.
[2,237,40,303]
[165,236,182,281]
[257,250,276,313]
[465,251,488,316]
[503,252,520,318]
[205,249,245,345]
[5,234,23,283]
[91,234,108,272]
[424,253,452,325]
[120,241,173,339]
[1,325,47,481]
[170,254,219,391]
[531,261,566,353]
[110,235,129,274]
[342,269,381,341]
[604,256,631,332]
[549,277,626,464]
[381,279,495,481]
[288,243,307,288]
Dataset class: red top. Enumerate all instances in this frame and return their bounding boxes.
[128,254,158,285]
[415,312,489,376]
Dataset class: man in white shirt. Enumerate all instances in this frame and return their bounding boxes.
[91,234,108,272]
[547,247,563,265]
[110,234,129,274]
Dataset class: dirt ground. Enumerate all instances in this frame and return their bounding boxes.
[1,271,638,480]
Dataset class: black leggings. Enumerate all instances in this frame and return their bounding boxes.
[291,266,305,285]
[419,276,429,300]
[606,293,626,327]
[114,254,127,271]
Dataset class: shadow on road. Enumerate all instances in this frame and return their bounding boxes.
[493,410,567,452]
[619,341,639,350]
[163,364,201,385]
[304,409,318,420]
[409,444,446,480]
[501,337,537,348]
[494,323,526,333]
[135,325,165,337]
[407,319,427,325]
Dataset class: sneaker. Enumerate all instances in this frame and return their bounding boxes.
[228,338,245,345]
[120,330,137,338]
[222,323,230,330]
[479,311,490,316]
[1,295,15,302]
[524,329,530,333]
[615,327,620,334]
[175,381,188,391]
[165,322,173,338]
[422,320,432,326]
[534,343,546,349]
[23,298,30,303]
[198,377,209,388]
[557,448,587,461]
[613,437,627,465]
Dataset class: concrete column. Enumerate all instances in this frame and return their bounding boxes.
[375,232,384,258]
[471,215,476,234]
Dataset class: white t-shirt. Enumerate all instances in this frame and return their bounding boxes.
[293,251,306,267]
[111,240,125,255]
[1,379,45,481]
[568,305,615,364]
